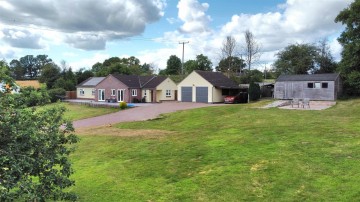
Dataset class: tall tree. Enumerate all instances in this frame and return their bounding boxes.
[75,68,94,84]
[273,43,318,77]
[165,55,182,75]
[243,30,261,70]
[195,54,213,71]
[335,0,360,95]
[184,60,197,74]
[314,38,337,74]
[39,63,61,89]
[220,36,239,76]
[9,55,52,80]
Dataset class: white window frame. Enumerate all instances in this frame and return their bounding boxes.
[132,89,137,96]
[166,90,171,97]
[111,89,116,96]
[79,89,84,96]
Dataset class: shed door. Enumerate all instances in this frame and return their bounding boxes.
[196,87,208,103]
[181,87,192,102]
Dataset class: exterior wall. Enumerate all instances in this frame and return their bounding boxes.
[177,71,215,103]
[212,87,224,103]
[156,78,177,102]
[274,80,336,100]
[76,87,95,99]
[143,89,152,102]
[94,75,133,102]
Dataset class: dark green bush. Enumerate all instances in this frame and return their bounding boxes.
[18,87,50,107]
[249,82,261,101]
[48,88,66,102]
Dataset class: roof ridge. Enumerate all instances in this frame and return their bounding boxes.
[140,75,157,88]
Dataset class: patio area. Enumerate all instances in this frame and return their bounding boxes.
[279,100,336,110]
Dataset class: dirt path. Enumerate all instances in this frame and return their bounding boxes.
[73,102,224,129]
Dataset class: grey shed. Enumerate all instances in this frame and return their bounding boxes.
[274,73,342,101]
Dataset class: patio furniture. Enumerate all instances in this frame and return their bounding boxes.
[302,98,310,108]
[291,98,300,108]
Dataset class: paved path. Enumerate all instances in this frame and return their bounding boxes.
[73,102,225,128]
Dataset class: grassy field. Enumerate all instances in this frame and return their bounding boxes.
[40,102,119,121]
[70,99,360,201]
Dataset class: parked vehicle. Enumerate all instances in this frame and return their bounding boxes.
[224,92,248,104]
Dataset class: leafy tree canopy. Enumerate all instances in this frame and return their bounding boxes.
[165,55,182,75]
[335,0,360,95]
[9,55,52,80]
[216,56,246,76]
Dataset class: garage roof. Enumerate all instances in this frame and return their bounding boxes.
[195,70,240,89]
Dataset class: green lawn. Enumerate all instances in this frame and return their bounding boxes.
[40,102,119,121]
[70,99,360,201]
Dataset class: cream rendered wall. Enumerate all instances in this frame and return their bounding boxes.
[77,87,95,99]
[212,87,224,103]
[142,89,152,102]
[177,71,214,102]
[156,78,177,102]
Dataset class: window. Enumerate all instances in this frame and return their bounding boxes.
[314,82,321,89]
[307,83,314,88]
[166,90,171,97]
[92,89,95,95]
[79,89,84,96]
[132,89,137,96]
[322,82,328,88]
[111,89,116,96]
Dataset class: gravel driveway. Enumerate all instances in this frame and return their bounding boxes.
[73,102,223,128]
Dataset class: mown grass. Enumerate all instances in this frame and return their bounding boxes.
[70,99,360,201]
[39,102,119,121]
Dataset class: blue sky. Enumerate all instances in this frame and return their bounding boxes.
[0,0,353,72]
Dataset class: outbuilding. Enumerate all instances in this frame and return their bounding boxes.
[274,73,342,101]
[177,70,240,103]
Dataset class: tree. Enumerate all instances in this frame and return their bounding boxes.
[216,56,246,75]
[75,68,94,84]
[184,60,197,74]
[165,55,182,75]
[273,43,318,77]
[9,55,52,80]
[220,36,239,76]
[248,81,261,101]
[239,69,264,84]
[335,0,360,95]
[243,30,261,70]
[39,63,61,89]
[314,38,337,74]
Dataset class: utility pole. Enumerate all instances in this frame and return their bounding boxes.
[179,41,189,74]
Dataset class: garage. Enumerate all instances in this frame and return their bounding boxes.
[196,87,208,103]
[181,87,192,102]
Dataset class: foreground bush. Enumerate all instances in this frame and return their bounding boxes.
[119,101,127,109]
[48,88,66,102]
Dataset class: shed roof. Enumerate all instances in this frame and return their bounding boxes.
[276,73,339,82]
[77,77,105,87]
[195,70,239,89]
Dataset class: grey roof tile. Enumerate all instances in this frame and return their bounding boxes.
[276,73,340,82]
[195,70,239,89]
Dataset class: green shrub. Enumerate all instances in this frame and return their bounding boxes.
[48,88,66,102]
[18,86,50,107]
[249,82,261,101]
[119,101,127,109]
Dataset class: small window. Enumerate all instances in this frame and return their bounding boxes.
[144,90,147,96]
[92,89,95,95]
[132,89,137,96]
[314,82,321,89]
[79,89,84,96]
[307,83,314,88]
[166,90,171,97]
[322,83,328,88]
[111,89,116,96]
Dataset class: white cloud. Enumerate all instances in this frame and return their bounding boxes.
[177,0,212,33]
[0,0,166,50]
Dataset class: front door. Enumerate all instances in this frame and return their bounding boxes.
[117,89,125,102]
